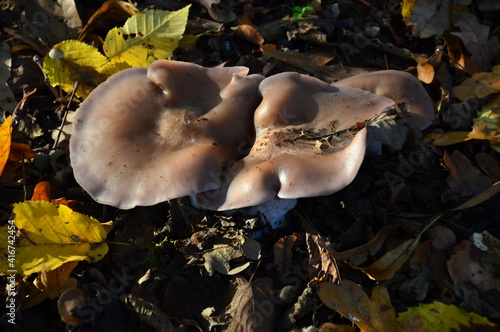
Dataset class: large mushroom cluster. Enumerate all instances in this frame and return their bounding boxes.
[70,60,434,211]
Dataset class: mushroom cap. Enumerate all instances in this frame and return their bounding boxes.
[197,72,395,210]
[331,70,434,129]
[70,60,264,209]
[58,288,86,326]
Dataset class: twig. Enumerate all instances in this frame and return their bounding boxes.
[52,81,79,149]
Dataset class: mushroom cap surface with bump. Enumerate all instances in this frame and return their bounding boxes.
[70,60,264,209]
[196,72,394,210]
[197,71,434,210]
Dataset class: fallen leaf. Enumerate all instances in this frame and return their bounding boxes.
[195,0,236,22]
[0,201,108,275]
[427,98,500,150]
[23,261,78,309]
[23,0,82,46]
[318,280,400,332]
[452,65,500,101]
[273,234,298,276]
[447,237,500,318]
[318,323,355,332]
[353,237,420,281]
[397,302,497,331]
[476,153,500,181]
[43,39,120,98]
[31,181,78,208]
[0,43,17,114]
[407,0,451,38]
[332,225,399,266]
[0,115,12,175]
[103,5,191,67]
[8,142,35,162]
[203,244,250,276]
[444,150,492,197]
[237,6,264,45]
[260,44,347,82]
[306,233,339,280]
[31,181,51,201]
[44,6,190,98]
[415,56,435,84]
[451,11,500,71]
[78,0,138,43]
[122,293,177,331]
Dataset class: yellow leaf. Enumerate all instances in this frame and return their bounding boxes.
[352,237,420,281]
[0,201,108,275]
[427,96,500,151]
[43,40,124,98]
[318,281,401,332]
[397,302,497,331]
[452,65,500,101]
[103,5,190,67]
[0,115,12,175]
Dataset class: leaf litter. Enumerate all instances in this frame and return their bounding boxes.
[1,0,500,331]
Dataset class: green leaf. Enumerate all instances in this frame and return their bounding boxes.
[0,201,108,275]
[103,5,190,67]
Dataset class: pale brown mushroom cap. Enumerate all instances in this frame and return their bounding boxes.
[331,70,435,129]
[197,72,396,210]
[58,288,85,326]
[70,60,264,209]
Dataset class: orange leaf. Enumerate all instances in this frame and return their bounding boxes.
[32,181,52,201]
[0,116,13,176]
[9,142,35,161]
[237,7,264,45]
[32,181,79,208]
[318,280,401,332]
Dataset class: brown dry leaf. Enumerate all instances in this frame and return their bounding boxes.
[203,244,250,276]
[306,233,339,280]
[444,150,492,196]
[476,153,500,181]
[446,34,484,74]
[451,11,500,71]
[452,65,500,101]
[409,241,431,270]
[273,234,298,276]
[122,293,177,332]
[23,261,78,309]
[319,323,355,332]
[78,0,138,44]
[23,0,82,46]
[447,237,500,318]
[317,280,401,332]
[9,142,35,162]
[407,0,451,38]
[353,237,420,281]
[195,0,236,22]
[332,225,399,266]
[260,44,345,82]
[237,5,264,45]
[223,276,275,332]
[414,56,435,84]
